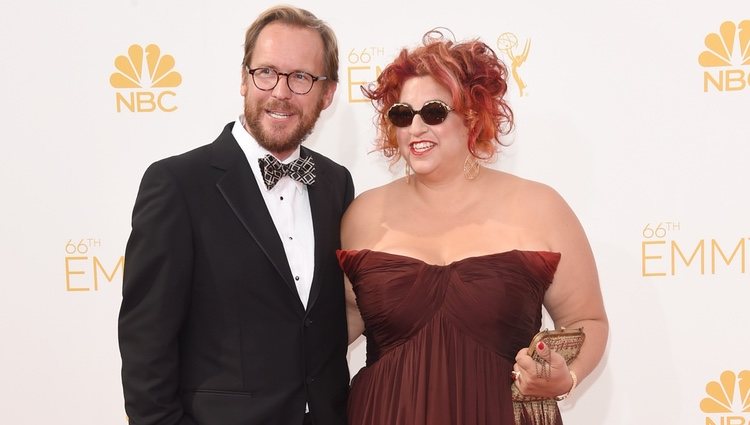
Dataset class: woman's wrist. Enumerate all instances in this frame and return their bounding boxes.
[554,370,578,401]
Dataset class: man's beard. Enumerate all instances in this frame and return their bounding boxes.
[244,96,325,154]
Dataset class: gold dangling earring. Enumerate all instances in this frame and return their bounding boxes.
[463,154,480,180]
[404,162,412,184]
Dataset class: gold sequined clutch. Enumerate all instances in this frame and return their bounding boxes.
[511,327,585,425]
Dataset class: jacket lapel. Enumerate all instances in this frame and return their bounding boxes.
[303,148,328,313]
[210,124,300,305]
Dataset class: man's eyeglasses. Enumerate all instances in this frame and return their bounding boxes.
[246,66,328,95]
[387,100,454,127]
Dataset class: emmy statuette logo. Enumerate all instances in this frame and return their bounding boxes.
[110,44,182,112]
[497,32,531,97]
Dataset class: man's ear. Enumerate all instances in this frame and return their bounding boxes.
[320,82,337,110]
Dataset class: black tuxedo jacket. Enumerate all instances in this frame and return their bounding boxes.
[119,122,353,425]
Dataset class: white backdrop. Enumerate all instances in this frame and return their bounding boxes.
[1,1,749,424]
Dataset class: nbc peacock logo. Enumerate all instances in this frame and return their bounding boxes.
[701,370,750,425]
[699,20,750,92]
[110,44,182,112]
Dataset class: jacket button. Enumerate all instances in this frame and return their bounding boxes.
[304,318,313,327]
[306,376,315,384]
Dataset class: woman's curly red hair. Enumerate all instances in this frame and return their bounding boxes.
[362,31,514,162]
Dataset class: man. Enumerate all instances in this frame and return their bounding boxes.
[118,6,352,425]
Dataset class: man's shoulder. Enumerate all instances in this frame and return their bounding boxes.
[301,147,351,185]
[301,146,346,171]
[157,143,212,166]
[151,122,236,169]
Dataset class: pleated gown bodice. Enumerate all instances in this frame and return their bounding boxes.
[338,249,562,425]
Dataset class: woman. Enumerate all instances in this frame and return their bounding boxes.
[338,31,608,425]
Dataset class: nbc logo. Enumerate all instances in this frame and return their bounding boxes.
[699,20,750,92]
[701,370,750,425]
[110,44,182,112]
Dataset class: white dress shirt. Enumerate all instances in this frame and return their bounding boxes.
[232,117,315,309]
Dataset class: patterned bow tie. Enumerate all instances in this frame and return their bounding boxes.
[258,154,316,190]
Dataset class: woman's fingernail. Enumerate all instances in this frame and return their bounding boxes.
[537,341,545,351]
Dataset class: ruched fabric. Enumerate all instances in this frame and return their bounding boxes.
[338,249,562,425]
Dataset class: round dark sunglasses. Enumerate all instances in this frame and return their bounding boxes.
[387,100,454,127]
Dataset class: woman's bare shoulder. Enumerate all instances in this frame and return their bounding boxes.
[341,179,405,247]
[344,180,400,217]
[485,169,564,205]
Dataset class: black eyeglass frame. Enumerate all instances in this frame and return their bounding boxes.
[246,66,328,95]
[386,100,455,127]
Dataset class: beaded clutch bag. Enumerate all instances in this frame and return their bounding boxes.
[527,327,585,367]
[511,327,585,425]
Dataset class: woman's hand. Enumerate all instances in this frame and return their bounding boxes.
[512,341,574,399]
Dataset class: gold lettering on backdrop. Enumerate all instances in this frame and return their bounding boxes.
[711,238,746,273]
[346,46,384,103]
[93,256,125,291]
[65,256,89,291]
[64,239,123,291]
[640,224,749,277]
[641,237,749,276]
[348,66,371,103]
[671,240,706,275]
[641,241,667,277]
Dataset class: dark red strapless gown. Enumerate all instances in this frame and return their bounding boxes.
[337,249,563,425]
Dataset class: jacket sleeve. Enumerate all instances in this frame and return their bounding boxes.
[118,161,197,425]
[343,167,355,211]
